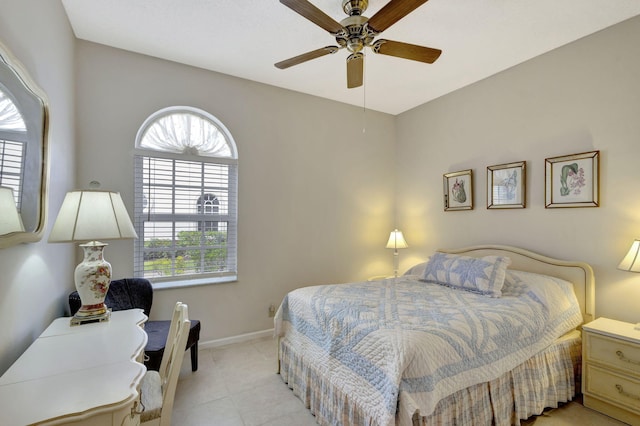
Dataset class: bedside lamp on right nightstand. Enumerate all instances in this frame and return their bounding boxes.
[618,239,640,330]
[618,239,640,272]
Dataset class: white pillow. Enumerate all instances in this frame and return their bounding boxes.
[501,269,583,332]
[421,252,511,297]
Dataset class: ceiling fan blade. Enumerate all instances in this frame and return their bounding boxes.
[372,39,441,63]
[346,53,363,89]
[275,46,340,69]
[367,0,429,33]
[280,0,344,34]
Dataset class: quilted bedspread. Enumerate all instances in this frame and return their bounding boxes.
[274,272,583,425]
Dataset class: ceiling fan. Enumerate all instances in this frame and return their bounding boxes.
[275,0,441,88]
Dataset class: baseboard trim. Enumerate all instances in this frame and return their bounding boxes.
[199,328,274,350]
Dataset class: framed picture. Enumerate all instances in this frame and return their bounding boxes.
[487,161,526,209]
[444,169,473,211]
[545,150,599,208]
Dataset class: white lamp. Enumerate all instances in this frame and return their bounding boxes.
[386,229,408,277]
[618,239,640,330]
[619,239,640,272]
[0,186,24,234]
[49,189,137,325]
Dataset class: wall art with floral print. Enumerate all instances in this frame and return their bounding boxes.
[545,150,599,208]
[444,169,473,211]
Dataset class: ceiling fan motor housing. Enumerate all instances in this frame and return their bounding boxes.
[339,15,371,52]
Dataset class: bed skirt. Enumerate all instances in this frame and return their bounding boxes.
[278,330,582,426]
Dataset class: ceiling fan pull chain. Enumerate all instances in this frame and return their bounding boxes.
[362,51,366,134]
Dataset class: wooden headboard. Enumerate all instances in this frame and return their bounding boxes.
[438,245,595,324]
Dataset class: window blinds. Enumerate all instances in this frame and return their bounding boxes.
[134,155,237,282]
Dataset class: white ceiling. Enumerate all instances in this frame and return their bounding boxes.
[61,0,640,115]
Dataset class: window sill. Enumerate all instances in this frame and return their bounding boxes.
[151,275,237,290]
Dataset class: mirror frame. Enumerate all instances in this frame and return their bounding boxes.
[0,40,49,248]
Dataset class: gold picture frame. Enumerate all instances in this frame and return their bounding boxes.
[444,169,473,211]
[545,150,599,208]
[487,161,526,209]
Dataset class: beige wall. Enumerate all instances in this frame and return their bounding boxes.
[74,41,397,341]
[0,0,76,372]
[2,1,639,373]
[396,15,640,324]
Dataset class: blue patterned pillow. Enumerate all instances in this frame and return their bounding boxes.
[421,252,511,297]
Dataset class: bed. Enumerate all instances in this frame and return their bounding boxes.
[274,245,595,426]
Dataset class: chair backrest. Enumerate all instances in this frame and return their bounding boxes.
[157,302,190,425]
[68,278,154,317]
[106,278,153,316]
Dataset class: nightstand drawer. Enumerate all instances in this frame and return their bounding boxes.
[585,364,640,414]
[587,332,640,375]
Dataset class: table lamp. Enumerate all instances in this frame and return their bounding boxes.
[618,239,640,330]
[618,239,640,272]
[49,189,137,325]
[0,186,24,234]
[386,229,408,277]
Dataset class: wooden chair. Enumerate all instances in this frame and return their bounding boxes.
[140,302,190,426]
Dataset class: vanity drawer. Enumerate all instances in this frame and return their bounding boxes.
[586,333,640,375]
[585,364,640,415]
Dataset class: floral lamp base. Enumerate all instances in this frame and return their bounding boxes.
[70,241,113,326]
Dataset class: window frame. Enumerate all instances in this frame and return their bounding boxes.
[133,106,238,289]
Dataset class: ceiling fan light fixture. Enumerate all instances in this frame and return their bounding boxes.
[347,38,364,53]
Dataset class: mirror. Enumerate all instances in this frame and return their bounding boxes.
[0,40,49,248]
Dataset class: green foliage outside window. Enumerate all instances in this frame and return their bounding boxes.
[143,230,227,276]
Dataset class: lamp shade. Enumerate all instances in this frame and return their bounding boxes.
[48,190,137,242]
[386,229,408,249]
[618,239,640,272]
[0,186,24,234]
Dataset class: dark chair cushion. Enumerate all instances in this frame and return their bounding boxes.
[144,319,201,372]
[105,278,153,317]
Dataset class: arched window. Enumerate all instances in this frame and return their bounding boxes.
[133,107,238,285]
[0,88,27,209]
[197,193,219,232]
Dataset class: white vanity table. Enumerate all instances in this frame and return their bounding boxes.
[0,309,148,426]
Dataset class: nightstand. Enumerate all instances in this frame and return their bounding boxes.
[582,317,640,425]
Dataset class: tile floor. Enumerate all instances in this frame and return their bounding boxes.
[172,336,627,426]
